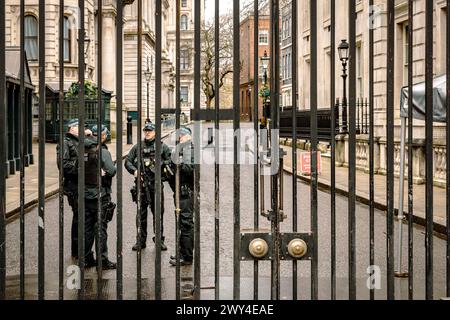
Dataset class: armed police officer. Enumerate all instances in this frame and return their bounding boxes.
[169,126,194,266]
[88,125,117,270]
[56,118,92,259]
[125,122,172,251]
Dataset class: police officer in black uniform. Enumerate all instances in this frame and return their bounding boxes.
[125,122,172,251]
[90,125,117,270]
[169,126,194,266]
[56,119,84,259]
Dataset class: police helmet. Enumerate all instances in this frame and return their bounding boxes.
[179,126,192,136]
[67,118,79,128]
[143,122,156,132]
[92,124,111,140]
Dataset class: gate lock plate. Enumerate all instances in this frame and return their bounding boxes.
[240,231,273,261]
[240,231,313,261]
[280,232,313,261]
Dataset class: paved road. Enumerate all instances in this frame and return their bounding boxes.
[4,123,448,300]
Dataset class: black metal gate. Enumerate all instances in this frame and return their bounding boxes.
[0,0,449,300]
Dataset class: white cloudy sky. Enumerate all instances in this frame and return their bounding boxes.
[204,0,251,22]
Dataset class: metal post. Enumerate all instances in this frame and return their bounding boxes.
[330,0,336,300]
[424,0,434,300]
[386,0,396,300]
[215,0,221,301]
[155,0,162,300]
[0,0,6,301]
[19,0,26,299]
[77,0,86,299]
[310,0,318,301]
[341,60,348,134]
[348,0,357,300]
[369,0,375,301]
[58,0,65,301]
[136,0,143,300]
[194,0,202,301]
[447,0,450,301]
[96,0,104,295]
[175,0,181,301]
[116,0,124,300]
[292,0,299,301]
[396,117,407,277]
[38,0,46,300]
[127,116,133,144]
[407,0,415,301]
[232,0,241,300]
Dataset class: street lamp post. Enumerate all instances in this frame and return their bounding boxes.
[260,50,270,129]
[261,50,270,86]
[144,55,153,123]
[338,39,349,134]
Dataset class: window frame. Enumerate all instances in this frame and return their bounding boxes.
[63,16,71,63]
[180,49,189,70]
[24,15,38,61]
[180,14,188,30]
[259,29,269,45]
[180,86,189,103]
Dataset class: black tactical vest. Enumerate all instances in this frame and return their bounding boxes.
[85,143,99,187]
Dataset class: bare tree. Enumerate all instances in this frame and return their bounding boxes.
[201,14,233,109]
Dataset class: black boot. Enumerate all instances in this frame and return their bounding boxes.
[132,242,147,251]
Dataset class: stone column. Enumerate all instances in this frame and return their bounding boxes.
[102,10,117,134]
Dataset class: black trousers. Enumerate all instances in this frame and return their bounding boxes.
[178,193,194,261]
[84,196,112,262]
[65,188,78,257]
[137,186,165,244]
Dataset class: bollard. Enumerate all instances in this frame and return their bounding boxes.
[127,116,133,145]
[208,127,214,145]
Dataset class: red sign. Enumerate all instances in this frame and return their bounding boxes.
[300,151,322,176]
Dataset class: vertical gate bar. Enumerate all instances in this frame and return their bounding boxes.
[369,0,375,301]
[424,0,434,300]
[253,0,260,301]
[116,0,124,300]
[348,0,357,300]
[269,0,280,300]
[77,0,86,299]
[215,0,221,301]
[0,0,6,301]
[58,0,65,301]
[386,0,395,300]
[96,0,104,295]
[310,0,318,301]
[175,0,181,301]
[136,0,143,300]
[291,0,298,301]
[232,0,240,300]
[19,0,25,299]
[447,0,450,300]
[193,0,202,300]
[155,0,162,301]
[38,0,46,299]
[330,0,336,301]
[407,0,414,300]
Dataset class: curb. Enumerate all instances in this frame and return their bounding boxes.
[282,165,447,237]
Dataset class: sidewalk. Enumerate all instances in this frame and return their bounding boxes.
[282,144,448,233]
[5,126,175,221]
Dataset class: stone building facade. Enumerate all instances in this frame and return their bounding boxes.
[295,0,448,185]
[239,0,270,122]
[167,0,206,121]
[4,0,178,134]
